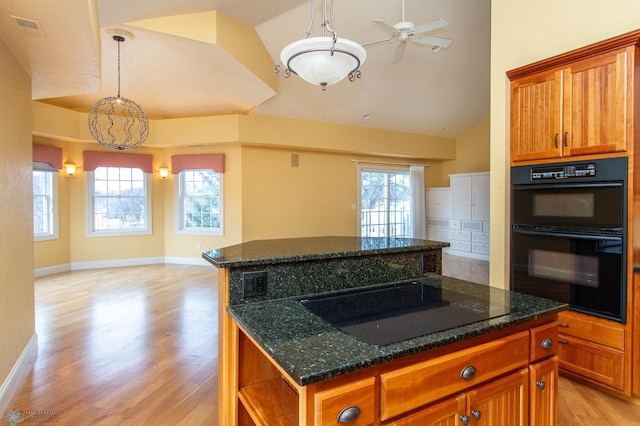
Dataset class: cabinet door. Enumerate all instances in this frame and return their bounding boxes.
[471,174,490,221]
[426,188,451,219]
[450,177,471,220]
[383,394,465,426]
[530,357,558,426]
[563,49,628,156]
[510,69,563,162]
[465,368,528,426]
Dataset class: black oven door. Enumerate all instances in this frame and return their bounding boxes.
[511,229,625,322]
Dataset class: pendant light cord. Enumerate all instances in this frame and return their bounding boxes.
[113,35,124,99]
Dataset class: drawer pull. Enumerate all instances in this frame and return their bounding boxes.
[541,338,553,349]
[536,381,546,390]
[460,366,476,379]
[558,322,569,328]
[337,406,361,423]
[459,415,470,425]
[471,409,482,420]
[554,133,559,148]
[558,339,569,344]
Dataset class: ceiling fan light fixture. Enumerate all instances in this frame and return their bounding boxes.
[274,0,366,91]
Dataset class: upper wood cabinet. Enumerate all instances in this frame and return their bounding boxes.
[508,31,639,164]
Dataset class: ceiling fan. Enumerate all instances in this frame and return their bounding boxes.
[363,0,453,62]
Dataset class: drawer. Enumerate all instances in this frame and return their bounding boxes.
[450,220,462,230]
[472,242,490,255]
[557,311,624,350]
[462,220,482,232]
[380,331,529,420]
[315,377,376,425]
[472,232,490,244]
[450,240,471,252]
[530,322,558,362]
[427,218,450,228]
[557,334,624,391]
[482,221,490,232]
[451,230,472,241]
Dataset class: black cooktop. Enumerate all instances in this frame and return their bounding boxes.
[300,281,512,346]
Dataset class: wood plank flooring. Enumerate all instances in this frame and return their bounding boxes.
[4,257,640,425]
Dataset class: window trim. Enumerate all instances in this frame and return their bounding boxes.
[33,170,59,241]
[85,168,152,237]
[175,169,224,236]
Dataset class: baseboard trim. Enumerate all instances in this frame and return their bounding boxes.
[0,333,37,416]
[34,257,211,277]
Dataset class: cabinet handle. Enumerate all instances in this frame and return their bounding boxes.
[563,131,568,147]
[337,406,361,423]
[471,409,482,420]
[554,133,559,148]
[460,365,476,379]
[541,338,553,349]
[459,415,471,425]
[558,322,569,328]
[536,381,546,390]
[558,338,569,344]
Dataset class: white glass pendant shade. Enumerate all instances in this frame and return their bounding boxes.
[280,37,367,87]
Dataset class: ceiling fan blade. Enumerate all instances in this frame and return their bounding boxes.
[413,19,448,35]
[393,42,407,63]
[371,19,398,34]
[362,37,395,47]
[414,35,453,49]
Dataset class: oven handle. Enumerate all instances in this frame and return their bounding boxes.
[512,182,623,190]
[511,228,623,241]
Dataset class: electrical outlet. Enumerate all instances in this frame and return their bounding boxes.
[242,271,267,298]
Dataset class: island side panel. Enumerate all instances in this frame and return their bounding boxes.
[218,267,239,426]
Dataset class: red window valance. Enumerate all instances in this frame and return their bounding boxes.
[33,144,62,169]
[83,151,153,173]
[171,154,225,174]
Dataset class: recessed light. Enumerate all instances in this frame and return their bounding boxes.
[363,113,372,120]
[441,125,449,131]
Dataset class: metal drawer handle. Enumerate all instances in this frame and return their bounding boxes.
[541,338,553,349]
[558,338,569,344]
[536,381,546,390]
[563,131,568,147]
[460,415,470,425]
[558,322,569,328]
[554,133,559,148]
[460,365,476,379]
[337,406,361,423]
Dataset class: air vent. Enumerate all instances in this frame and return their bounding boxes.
[10,15,45,37]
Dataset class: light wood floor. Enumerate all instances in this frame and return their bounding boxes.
[5,258,640,425]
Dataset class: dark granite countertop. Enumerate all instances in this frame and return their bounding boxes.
[202,236,449,268]
[228,274,567,387]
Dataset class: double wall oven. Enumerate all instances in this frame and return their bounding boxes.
[510,157,627,323]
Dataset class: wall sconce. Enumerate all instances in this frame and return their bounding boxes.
[63,162,77,176]
[158,167,170,179]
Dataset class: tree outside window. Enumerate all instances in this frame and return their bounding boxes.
[360,169,411,238]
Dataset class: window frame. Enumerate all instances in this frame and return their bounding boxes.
[85,167,152,237]
[358,165,411,238]
[33,169,59,241]
[175,169,224,236]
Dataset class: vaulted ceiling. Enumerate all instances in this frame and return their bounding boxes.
[0,0,490,138]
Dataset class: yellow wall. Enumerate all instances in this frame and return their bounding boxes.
[0,38,35,389]
[490,0,640,288]
[440,118,490,186]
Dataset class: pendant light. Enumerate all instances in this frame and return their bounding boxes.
[274,0,366,91]
[88,34,149,151]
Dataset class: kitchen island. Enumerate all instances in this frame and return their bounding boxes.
[203,236,566,425]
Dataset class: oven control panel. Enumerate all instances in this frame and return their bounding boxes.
[531,163,596,180]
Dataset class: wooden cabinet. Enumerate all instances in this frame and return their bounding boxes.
[557,310,627,392]
[530,357,558,426]
[509,41,634,164]
[233,321,558,425]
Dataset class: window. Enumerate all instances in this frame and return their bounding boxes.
[359,168,411,238]
[87,166,151,235]
[177,169,223,235]
[33,170,58,240]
